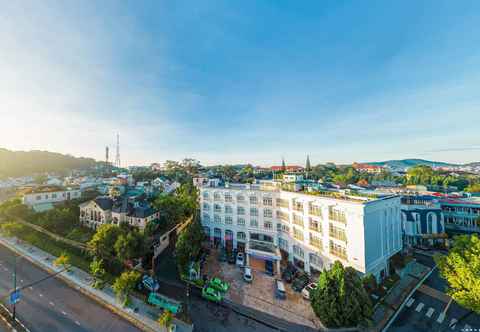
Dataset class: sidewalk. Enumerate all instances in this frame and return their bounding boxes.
[370,260,431,332]
[0,235,193,332]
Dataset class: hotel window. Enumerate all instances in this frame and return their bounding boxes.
[309,233,322,250]
[309,253,322,267]
[36,195,41,201]
[308,203,322,217]
[276,198,289,208]
[277,223,290,233]
[203,192,209,200]
[309,218,321,233]
[250,219,258,228]
[52,194,57,199]
[250,207,258,216]
[237,232,246,241]
[214,192,222,201]
[293,201,304,213]
[237,194,245,203]
[250,196,258,205]
[237,206,245,215]
[214,215,222,223]
[278,238,289,251]
[203,203,210,210]
[293,245,304,258]
[202,213,210,222]
[293,214,304,227]
[264,221,273,230]
[263,197,273,206]
[225,216,233,225]
[276,210,289,222]
[225,193,233,202]
[329,223,347,242]
[293,227,304,241]
[263,208,273,218]
[214,204,222,213]
[329,207,346,224]
[329,240,347,260]
[225,205,233,214]
[237,217,246,227]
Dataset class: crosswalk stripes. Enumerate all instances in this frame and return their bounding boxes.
[415,303,424,312]
[464,324,471,330]
[426,307,435,318]
[406,298,415,308]
[436,312,446,324]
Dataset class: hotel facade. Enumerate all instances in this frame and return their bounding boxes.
[199,180,402,281]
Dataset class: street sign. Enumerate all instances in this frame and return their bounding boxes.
[9,289,20,305]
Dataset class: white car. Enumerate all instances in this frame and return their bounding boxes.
[236,252,245,267]
[301,283,317,300]
[243,266,253,282]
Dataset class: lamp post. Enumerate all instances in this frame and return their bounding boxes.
[12,254,16,322]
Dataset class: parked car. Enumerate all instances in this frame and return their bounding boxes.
[243,266,253,282]
[281,263,297,283]
[202,286,222,302]
[236,252,245,267]
[138,275,159,292]
[265,260,274,276]
[301,283,317,300]
[292,273,310,292]
[274,279,286,299]
[209,277,230,293]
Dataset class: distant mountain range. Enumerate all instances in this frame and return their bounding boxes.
[365,159,475,169]
[0,148,97,179]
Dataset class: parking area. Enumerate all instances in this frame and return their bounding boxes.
[202,248,323,330]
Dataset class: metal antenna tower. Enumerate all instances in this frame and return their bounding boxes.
[115,133,121,168]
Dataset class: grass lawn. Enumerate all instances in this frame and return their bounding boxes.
[1,221,92,272]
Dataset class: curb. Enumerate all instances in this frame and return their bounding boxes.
[0,237,160,332]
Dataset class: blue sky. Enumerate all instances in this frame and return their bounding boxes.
[1,1,480,166]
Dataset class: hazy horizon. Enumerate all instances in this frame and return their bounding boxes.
[1,1,480,166]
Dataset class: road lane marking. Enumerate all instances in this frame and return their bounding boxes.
[49,301,55,306]
[437,312,446,324]
[415,303,424,312]
[406,298,415,307]
[3,267,8,272]
[39,294,43,297]
[61,311,67,316]
[449,318,457,329]
[75,321,80,326]
[28,287,33,290]
[426,307,434,318]
[20,279,24,283]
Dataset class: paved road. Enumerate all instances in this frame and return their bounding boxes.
[0,244,142,332]
[389,253,480,332]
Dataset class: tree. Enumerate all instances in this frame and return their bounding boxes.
[88,224,123,261]
[114,231,145,263]
[112,270,141,306]
[158,310,173,329]
[311,261,373,328]
[466,183,480,193]
[434,234,480,314]
[90,258,107,289]
[53,252,70,271]
[176,218,205,273]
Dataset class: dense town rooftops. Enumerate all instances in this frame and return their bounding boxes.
[23,185,79,194]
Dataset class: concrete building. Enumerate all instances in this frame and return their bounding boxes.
[22,186,81,209]
[401,195,445,247]
[199,179,402,281]
[440,197,480,234]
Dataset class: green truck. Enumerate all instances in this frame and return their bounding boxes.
[147,293,182,315]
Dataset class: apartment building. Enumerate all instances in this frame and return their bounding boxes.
[200,180,402,281]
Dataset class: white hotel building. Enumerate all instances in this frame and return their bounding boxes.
[200,179,402,281]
